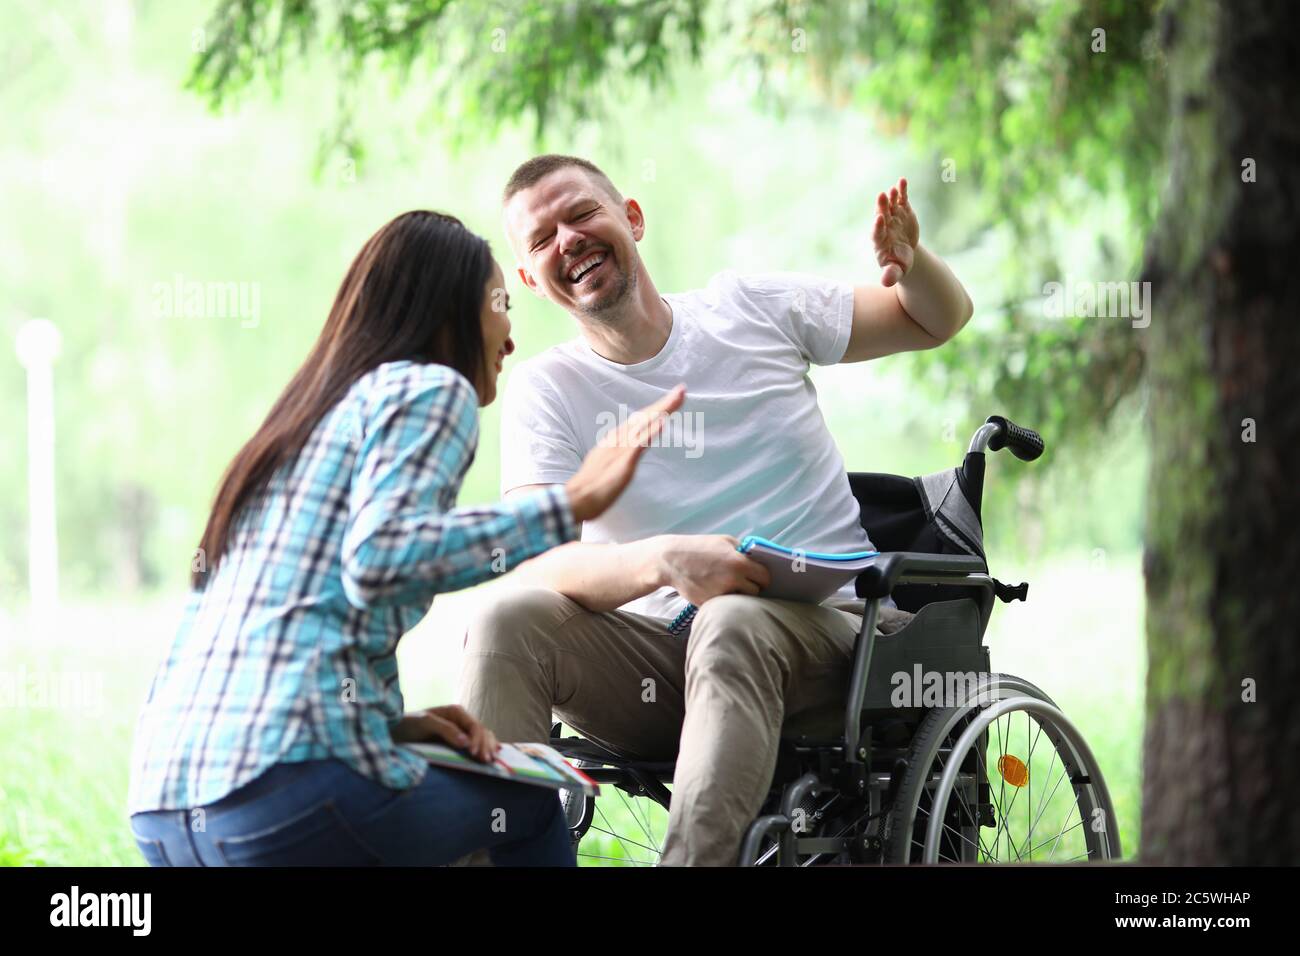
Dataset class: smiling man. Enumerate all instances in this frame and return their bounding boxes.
[458,154,974,866]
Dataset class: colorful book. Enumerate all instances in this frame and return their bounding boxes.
[407,741,600,797]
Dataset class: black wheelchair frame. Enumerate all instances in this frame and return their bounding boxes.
[551,416,1121,866]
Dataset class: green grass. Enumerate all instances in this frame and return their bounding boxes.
[0,601,172,867]
[0,552,1144,866]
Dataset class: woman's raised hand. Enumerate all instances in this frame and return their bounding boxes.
[565,385,686,523]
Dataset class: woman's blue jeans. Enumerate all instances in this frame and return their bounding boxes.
[129,757,576,866]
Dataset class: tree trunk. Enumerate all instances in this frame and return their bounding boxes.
[1140,0,1300,863]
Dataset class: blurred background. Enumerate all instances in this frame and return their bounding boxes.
[1,0,1156,865]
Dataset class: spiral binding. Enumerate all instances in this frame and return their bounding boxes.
[668,603,698,636]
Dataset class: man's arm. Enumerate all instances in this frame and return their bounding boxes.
[504,535,664,612]
[502,485,770,614]
[504,483,661,611]
[842,178,974,363]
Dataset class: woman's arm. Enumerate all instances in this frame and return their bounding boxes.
[340,367,578,610]
[340,366,684,610]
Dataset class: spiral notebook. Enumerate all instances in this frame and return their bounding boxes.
[668,536,880,635]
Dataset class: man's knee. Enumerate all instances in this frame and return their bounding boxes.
[691,594,784,638]
[463,586,580,658]
[687,595,789,675]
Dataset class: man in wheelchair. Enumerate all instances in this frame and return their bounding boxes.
[458,154,975,865]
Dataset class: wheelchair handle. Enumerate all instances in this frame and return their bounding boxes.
[971,416,1045,462]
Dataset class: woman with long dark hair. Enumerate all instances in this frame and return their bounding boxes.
[126,211,682,866]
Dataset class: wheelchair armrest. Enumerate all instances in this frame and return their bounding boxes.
[844,552,995,763]
[855,551,988,599]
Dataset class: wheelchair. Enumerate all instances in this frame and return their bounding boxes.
[550,417,1122,866]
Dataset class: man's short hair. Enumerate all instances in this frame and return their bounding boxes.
[502,154,623,206]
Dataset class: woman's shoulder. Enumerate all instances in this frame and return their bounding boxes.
[349,361,478,414]
[356,359,474,394]
[338,362,480,449]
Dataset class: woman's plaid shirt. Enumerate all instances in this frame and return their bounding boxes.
[128,361,577,812]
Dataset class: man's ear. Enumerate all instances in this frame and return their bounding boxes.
[517,266,545,297]
[625,198,646,242]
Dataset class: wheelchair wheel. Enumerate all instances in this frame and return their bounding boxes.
[884,673,1121,864]
[562,763,670,866]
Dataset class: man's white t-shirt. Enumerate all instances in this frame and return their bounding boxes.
[500,269,875,620]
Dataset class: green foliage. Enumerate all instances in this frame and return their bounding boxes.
[800,0,1166,450]
[0,0,1154,594]
[187,0,1168,461]
[190,0,709,144]
[0,5,1154,867]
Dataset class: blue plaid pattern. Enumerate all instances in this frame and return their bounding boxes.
[128,361,577,812]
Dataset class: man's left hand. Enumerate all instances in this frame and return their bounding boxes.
[873,177,920,288]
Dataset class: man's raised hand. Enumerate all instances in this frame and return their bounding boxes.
[873,177,920,288]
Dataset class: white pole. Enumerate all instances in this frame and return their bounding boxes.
[14,319,62,634]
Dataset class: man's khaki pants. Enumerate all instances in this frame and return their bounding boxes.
[457,587,912,866]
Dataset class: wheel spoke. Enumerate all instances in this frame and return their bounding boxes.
[1029,816,1086,862]
[987,778,1026,861]
[922,734,995,861]
[989,718,1089,862]
[914,793,993,861]
[894,686,1118,867]
[993,712,1007,859]
[948,710,1073,863]
[637,793,665,852]
[1024,738,1065,846]
[1024,758,1071,857]
[616,787,661,854]
[1044,794,1087,861]
[586,824,659,856]
[754,839,780,866]
[986,713,1048,862]
[578,782,669,867]
[932,817,985,859]
[937,774,987,860]
[1026,713,1039,859]
[591,801,655,863]
[577,849,656,865]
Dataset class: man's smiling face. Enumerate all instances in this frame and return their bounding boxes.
[504,166,643,319]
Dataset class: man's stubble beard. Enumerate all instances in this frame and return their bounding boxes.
[572,254,637,326]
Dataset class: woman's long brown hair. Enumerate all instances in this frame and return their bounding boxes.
[191,210,491,588]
